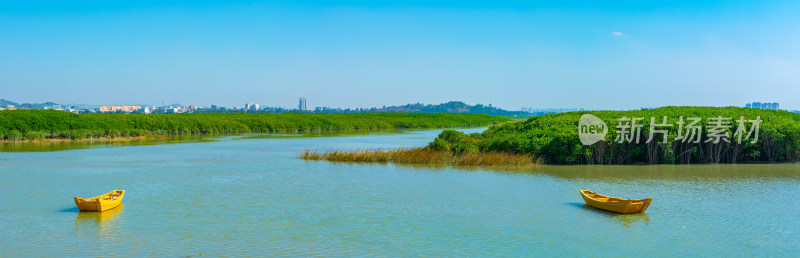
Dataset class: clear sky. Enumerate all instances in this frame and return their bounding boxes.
[1,0,799,110]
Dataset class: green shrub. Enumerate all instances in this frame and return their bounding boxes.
[7,130,23,141]
[23,131,47,140]
[439,130,467,144]
[428,106,800,164]
[428,138,451,151]
[451,142,479,154]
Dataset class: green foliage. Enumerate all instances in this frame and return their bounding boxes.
[429,106,800,164]
[427,138,451,151]
[438,130,467,144]
[0,110,508,141]
[451,141,479,154]
[426,129,481,154]
[7,130,23,141]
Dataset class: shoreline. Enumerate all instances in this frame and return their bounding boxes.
[0,125,495,144]
[0,135,165,144]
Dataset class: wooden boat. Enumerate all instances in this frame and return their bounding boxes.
[580,190,651,214]
[74,190,125,211]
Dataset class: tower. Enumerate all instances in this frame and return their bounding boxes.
[298,95,307,111]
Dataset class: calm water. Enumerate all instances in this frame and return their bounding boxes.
[1,128,799,256]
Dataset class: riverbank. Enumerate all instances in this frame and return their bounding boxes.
[300,148,540,166]
[0,110,508,141]
[0,135,164,144]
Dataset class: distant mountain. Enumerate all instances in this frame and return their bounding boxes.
[382,101,526,116]
[0,99,145,110]
[1,99,85,109]
[19,102,60,109]
[317,101,532,116]
[1,99,61,109]
[1,99,19,107]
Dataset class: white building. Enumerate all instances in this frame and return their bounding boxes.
[244,103,260,111]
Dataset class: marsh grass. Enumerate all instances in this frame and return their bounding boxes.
[300,148,541,167]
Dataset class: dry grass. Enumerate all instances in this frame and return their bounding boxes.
[300,148,541,167]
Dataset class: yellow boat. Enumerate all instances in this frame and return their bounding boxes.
[74,190,125,211]
[580,190,651,214]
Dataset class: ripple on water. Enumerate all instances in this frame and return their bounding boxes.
[1,130,799,256]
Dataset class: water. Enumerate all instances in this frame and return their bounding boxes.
[1,128,799,256]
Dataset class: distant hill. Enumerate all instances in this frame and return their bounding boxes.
[1,99,19,107]
[0,99,148,110]
[1,99,60,109]
[319,101,532,116]
[18,102,60,109]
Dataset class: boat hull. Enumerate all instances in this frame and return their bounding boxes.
[580,190,651,214]
[74,190,125,212]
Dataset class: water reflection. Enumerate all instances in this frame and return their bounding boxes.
[1,135,222,152]
[389,162,800,180]
[0,130,390,152]
[535,164,800,180]
[239,129,405,139]
[75,204,125,235]
[567,202,651,227]
[1,127,484,153]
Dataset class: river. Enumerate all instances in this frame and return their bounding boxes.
[1,128,798,256]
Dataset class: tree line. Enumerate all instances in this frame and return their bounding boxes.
[428,106,800,164]
[0,110,508,141]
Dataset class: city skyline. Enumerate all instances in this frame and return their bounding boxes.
[2,1,800,110]
[1,96,793,114]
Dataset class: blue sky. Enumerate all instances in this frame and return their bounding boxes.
[1,0,799,110]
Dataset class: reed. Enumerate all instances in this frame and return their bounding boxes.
[299,148,541,166]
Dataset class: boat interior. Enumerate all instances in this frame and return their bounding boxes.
[102,191,122,200]
[583,190,642,202]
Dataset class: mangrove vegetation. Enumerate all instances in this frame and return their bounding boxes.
[0,110,508,141]
[428,106,800,164]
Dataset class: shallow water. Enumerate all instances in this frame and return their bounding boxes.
[1,128,798,256]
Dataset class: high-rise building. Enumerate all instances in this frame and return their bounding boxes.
[746,102,779,110]
[298,95,307,111]
[244,103,260,111]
